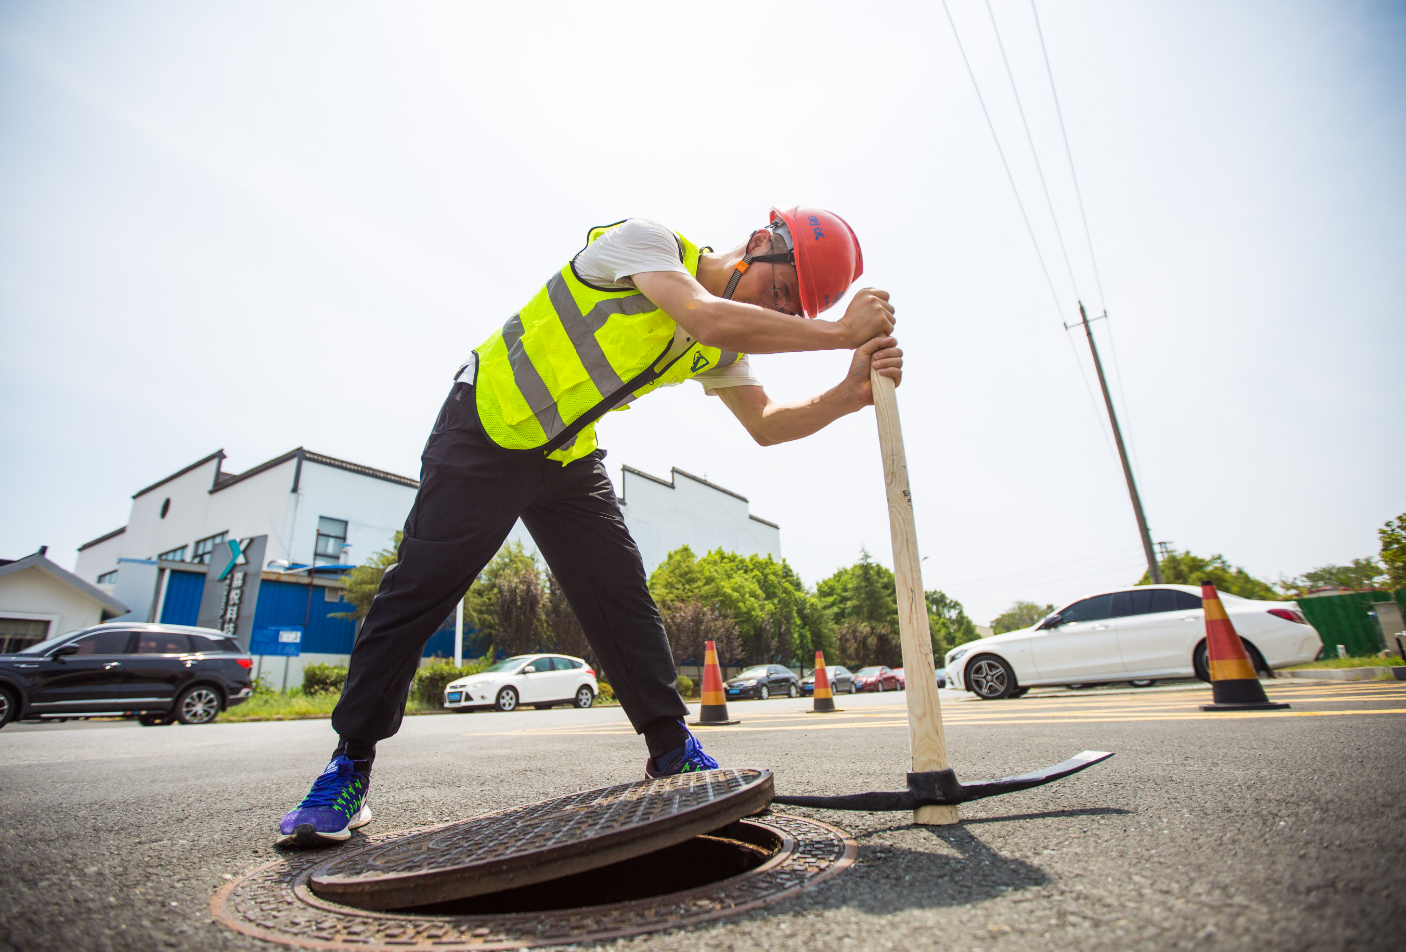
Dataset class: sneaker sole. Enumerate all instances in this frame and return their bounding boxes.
[277,804,372,848]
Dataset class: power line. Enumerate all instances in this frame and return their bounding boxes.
[939,0,1064,320]
[983,0,1081,301]
[1028,0,1147,492]
[1029,0,1105,312]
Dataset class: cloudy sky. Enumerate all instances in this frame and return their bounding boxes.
[2,0,1402,625]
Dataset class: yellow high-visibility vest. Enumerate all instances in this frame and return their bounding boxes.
[474,222,740,464]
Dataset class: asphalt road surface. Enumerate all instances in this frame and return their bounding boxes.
[1,680,1402,952]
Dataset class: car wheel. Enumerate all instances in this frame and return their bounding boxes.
[787,682,799,699]
[849,682,857,694]
[876,681,884,693]
[0,686,16,729]
[1129,680,1156,688]
[174,685,221,725]
[574,686,595,709]
[496,687,519,712]
[759,685,770,701]
[967,655,1017,700]
[1010,687,1030,698]
[1195,638,1270,680]
[137,713,173,726]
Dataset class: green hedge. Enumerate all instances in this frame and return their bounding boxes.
[412,658,490,707]
[302,663,348,696]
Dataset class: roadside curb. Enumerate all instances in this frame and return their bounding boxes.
[1282,667,1406,681]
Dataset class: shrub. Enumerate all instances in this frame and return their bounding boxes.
[676,674,696,699]
[596,681,616,703]
[303,663,348,696]
[411,657,490,707]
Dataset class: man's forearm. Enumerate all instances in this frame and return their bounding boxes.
[676,296,849,354]
[726,386,862,447]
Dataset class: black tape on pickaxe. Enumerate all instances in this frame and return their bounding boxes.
[771,750,1114,811]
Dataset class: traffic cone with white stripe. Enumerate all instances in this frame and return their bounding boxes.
[808,650,842,713]
[1199,580,1290,711]
[689,640,740,726]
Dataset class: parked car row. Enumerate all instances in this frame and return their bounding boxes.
[0,623,255,728]
[945,584,1322,700]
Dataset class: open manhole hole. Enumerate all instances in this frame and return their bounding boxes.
[214,771,854,950]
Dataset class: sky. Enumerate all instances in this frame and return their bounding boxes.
[1,0,1402,626]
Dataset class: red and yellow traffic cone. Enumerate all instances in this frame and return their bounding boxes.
[808,650,842,713]
[689,640,740,726]
[1199,580,1290,711]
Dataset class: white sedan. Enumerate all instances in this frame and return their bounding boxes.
[444,654,599,712]
[945,585,1322,700]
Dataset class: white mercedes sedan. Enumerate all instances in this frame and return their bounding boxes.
[945,585,1322,700]
[444,654,599,712]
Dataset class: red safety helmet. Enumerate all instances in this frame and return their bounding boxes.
[771,206,863,318]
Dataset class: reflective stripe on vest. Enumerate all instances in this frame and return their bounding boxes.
[473,224,739,464]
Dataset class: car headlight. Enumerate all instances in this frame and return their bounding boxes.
[948,648,969,663]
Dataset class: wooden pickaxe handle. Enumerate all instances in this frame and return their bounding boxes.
[870,366,959,825]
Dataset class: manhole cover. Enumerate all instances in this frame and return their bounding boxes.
[212,813,854,950]
[311,768,774,910]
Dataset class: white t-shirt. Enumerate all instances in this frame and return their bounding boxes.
[461,219,762,394]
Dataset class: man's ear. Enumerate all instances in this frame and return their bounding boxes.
[745,229,772,255]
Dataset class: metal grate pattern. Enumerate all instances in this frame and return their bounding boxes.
[318,768,762,884]
[212,813,854,951]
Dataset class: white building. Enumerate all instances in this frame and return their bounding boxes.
[72,449,781,679]
[0,548,129,651]
[614,466,781,574]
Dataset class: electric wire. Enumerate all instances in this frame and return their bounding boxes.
[939,0,1064,320]
[1030,0,1146,484]
[983,0,1080,301]
[940,0,1118,463]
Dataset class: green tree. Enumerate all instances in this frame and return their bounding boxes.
[1380,513,1406,590]
[336,531,403,621]
[990,600,1055,635]
[926,590,979,658]
[542,570,592,664]
[1138,550,1277,600]
[817,550,901,668]
[465,541,540,641]
[1278,559,1385,597]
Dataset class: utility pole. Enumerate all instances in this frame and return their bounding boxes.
[1075,302,1163,584]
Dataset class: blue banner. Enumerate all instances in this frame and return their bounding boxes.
[250,625,303,657]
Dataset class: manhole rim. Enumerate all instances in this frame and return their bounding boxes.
[309,767,775,910]
[212,814,856,951]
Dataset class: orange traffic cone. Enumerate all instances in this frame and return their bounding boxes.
[689,640,740,726]
[808,650,842,713]
[1199,580,1290,711]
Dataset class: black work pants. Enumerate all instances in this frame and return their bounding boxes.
[331,382,689,756]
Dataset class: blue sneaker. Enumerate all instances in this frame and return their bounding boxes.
[278,755,372,847]
[644,730,720,778]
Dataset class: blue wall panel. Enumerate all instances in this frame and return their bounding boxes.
[159,571,205,627]
[252,581,358,655]
[250,581,483,659]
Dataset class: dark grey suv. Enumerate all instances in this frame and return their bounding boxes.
[0,624,255,728]
[724,664,801,701]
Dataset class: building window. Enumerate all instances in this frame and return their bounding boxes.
[97,570,118,584]
[0,617,51,653]
[158,546,188,562]
[191,532,228,565]
[314,517,348,565]
[160,497,171,519]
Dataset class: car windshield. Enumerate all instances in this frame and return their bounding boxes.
[18,634,76,655]
[856,667,884,676]
[481,656,532,674]
[736,666,770,679]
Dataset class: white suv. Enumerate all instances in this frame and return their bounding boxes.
[946,585,1322,699]
[444,654,599,712]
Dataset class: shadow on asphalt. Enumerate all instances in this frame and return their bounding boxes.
[802,824,1052,911]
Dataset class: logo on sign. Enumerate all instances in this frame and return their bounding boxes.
[690,351,711,373]
[278,629,301,644]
